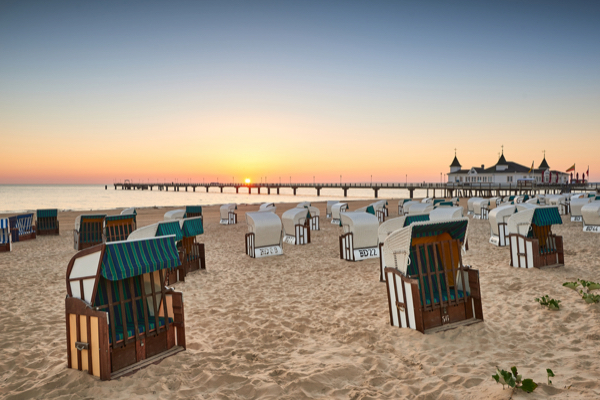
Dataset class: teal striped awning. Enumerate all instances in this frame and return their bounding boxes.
[437,201,454,207]
[366,205,375,215]
[82,214,107,221]
[411,220,468,243]
[105,214,135,222]
[182,218,204,237]
[185,206,202,217]
[100,236,180,281]
[405,214,430,226]
[433,199,444,205]
[156,221,183,242]
[532,207,562,227]
[37,209,57,218]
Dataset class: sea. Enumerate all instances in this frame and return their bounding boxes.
[0,185,432,213]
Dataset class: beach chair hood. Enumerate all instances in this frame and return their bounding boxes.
[408,203,433,215]
[246,211,282,247]
[258,203,276,212]
[507,207,562,237]
[128,220,183,242]
[332,203,349,219]
[282,208,310,236]
[489,205,517,235]
[467,198,484,213]
[181,217,204,237]
[340,212,379,248]
[220,204,237,219]
[571,197,592,216]
[164,209,185,220]
[429,206,464,221]
[582,202,600,226]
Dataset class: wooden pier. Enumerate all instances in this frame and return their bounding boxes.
[112,180,597,199]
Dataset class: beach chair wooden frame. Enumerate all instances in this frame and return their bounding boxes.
[9,213,37,242]
[488,205,516,247]
[383,219,483,334]
[283,208,312,245]
[74,215,106,251]
[507,207,564,269]
[103,214,137,243]
[181,217,206,274]
[0,218,12,252]
[245,212,283,258]
[37,209,59,235]
[339,212,380,262]
[65,236,186,381]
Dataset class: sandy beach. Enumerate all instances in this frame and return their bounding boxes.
[1,199,599,399]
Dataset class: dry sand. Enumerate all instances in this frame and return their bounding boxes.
[1,199,599,399]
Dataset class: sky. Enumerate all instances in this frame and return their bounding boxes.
[1,0,599,184]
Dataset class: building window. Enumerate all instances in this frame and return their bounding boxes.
[507,176,513,182]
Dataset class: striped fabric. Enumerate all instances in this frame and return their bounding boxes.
[411,220,468,243]
[437,201,454,207]
[185,206,203,217]
[0,218,10,244]
[366,205,375,215]
[156,221,183,242]
[15,214,34,235]
[404,214,430,226]
[80,215,106,244]
[105,214,135,222]
[433,199,444,205]
[100,236,181,281]
[182,218,204,237]
[37,209,57,218]
[531,207,562,228]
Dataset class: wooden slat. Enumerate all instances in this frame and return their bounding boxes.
[128,278,140,342]
[105,280,118,347]
[149,272,160,334]
[117,280,129,344]
[138,275,150,337]
[158,270,170,332]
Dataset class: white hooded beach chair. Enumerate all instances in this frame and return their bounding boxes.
[408,203,433,215]
[378,214,431,281]
[282,208,311,245]
[466,197,484,216]
[429,207,464,221]
[220,203,237,225]
[372,200,389,222]
[547,194,569,215]
[339,212,380,261]
[331,202,349,225]
[306,206,320,230]
[525,198,540,205]
[164,209,185,221]
[398,199,412,215]
[582,201,600,232]
[245,211,283,257]
[258,203,276,213]
[570,197,592,222]
[472,199,491,220]
[0,218,12,252]
[421,197,433,204]
[383,218,483,334]
[326,201,339,219]
[121,207,136,216]
[488,204,516,247]
[507,207,564,269]
[297,201,311,208]
[401,201,421,216]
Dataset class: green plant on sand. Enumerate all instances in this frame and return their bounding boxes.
[535,295,561,310]
[547,368,555,385]
[492,366,538,393]
[563,279,600,304]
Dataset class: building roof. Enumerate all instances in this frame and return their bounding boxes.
[497,152,507,165]
[538,157,550,169]
[450,155,461,168]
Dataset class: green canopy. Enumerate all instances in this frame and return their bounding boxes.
[433,199,444,205]
[411,220,468,243]
[105,214,135,222]
[405,214,430,226]
[156,221,183,242]
[182,218,204,237]
[185,206,202,217]
[437,201,454,207]
[531,207,562,227]
[100,236,180,281]
[366,205,375,215]
[37,209,57,218]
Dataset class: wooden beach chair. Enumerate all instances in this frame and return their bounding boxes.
[372,200,388,222]
[507,207,564,269]
[282,208,311,245]
[181,217,206,272]
[37,209,59,235]
[407,203,433,216]
[65,236,186,381]
[570,197,592,222]
[306,206,320,231]
[245,211,283,258]
[326,201,339,219]
[219,203,237,225]
[488,204,516,247]
[397,199,412,215]
[467,197,483,216]
[547,194,569,215]
[8,213,36,242]
[383,218,483,334]
[582,201,600,233]
[331,202,348,225]
[184,206,203,219]
[339,212,380,261]
[74,215,106,250]
[129,221,186,284]
[0,218,12,252]
[164,209,185,221]
[472,199,490,220]
[103,214,137,243]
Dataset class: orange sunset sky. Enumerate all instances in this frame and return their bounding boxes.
[1,2,598,184]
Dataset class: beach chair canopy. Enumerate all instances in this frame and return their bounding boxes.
[571,197,592,216]
[259,203,276,212]
[399,199,412,206]
[164,209,185,221]
[184,206,203,218]
[382,218,469,275]
[421,197,433,204]
[355,205,376,215]
[507,207,562,236]
[326,201,339,215]
[340,212,379,248]
[332,203,349,219]
[547,195,567,206]
[582,202,600,225]
[181,217,204,237]
[489,205,517,235]
[429,206,464,221]
[246,211,282,247]
[128,220,183,242]
[297,202,311,208]
[401,201,421,214]
[436,201,454,208]
[516,203,538,212]
[525,198,540,204]
[75,214,106,231]
[371,200,388,211]
[220,203,237,219]
[37,209,57,219]
[408,203,433,215]
[121,207,137,215]
[467,198,484,213]
[472,199,490,214]
[570,194,584,200]
[307,206,320,217]
[104,214,136,238]
[378,214,431,243]
[0,219,10,245]
[282,208,310,235]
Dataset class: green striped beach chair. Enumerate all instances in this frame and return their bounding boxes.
[37,209,59,235]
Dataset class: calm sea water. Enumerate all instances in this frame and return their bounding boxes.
[0,185,432,213]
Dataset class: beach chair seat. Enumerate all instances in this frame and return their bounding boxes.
[65,236,186,380]
[103,214,136,243]
[9,213,36,242]
[0,218,12,252]
[37,209,59,235]
[383,218,483,334]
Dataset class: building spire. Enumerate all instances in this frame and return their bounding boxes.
[538,150,550,170]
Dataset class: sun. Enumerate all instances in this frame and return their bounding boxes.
[245,178,251,184]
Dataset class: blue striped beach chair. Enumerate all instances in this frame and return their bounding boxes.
[37,209,60,235]
[65,235,186,380]
[8,213,36,242]
[0,218,12,252]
